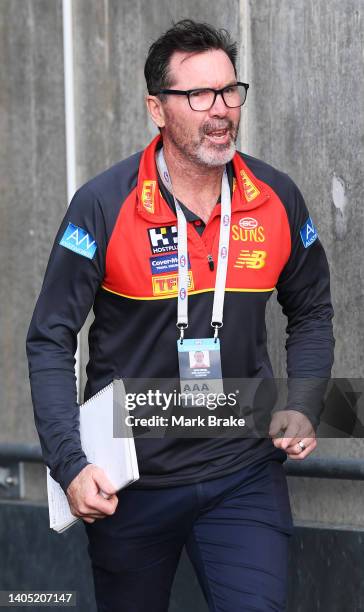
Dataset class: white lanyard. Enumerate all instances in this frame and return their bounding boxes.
[156,148,231,341]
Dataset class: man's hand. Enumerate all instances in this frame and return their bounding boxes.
[269,409,317,459]
[66,464,119,524]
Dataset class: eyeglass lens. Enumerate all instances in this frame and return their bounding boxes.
[189,84,247,111]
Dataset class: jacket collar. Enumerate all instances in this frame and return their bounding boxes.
[136,135,269,223]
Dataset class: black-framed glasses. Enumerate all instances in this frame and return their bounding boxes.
[151,82,249,111]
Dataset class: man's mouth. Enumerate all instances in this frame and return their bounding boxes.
[205,128,231,144]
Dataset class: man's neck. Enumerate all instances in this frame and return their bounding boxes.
[162,141,225,224]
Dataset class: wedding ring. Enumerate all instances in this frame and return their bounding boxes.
[298,440,306,451]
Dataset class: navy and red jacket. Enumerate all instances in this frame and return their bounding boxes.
[26,135,335,492]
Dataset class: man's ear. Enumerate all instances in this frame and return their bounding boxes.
[145,95,166,128]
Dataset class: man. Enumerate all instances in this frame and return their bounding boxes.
[191,350,209,368]
[27,20,334,611]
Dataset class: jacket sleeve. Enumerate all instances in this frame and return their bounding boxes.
[26,185,107,492]
[276,178,335,429]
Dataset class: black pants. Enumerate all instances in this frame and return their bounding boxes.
[85,458,293,611]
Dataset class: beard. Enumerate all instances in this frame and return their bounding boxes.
[163,111,240,168]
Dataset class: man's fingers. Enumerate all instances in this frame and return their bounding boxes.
[268,412,287,438]
[280,435,300,451]
[92,468,118,497]
[285,437,314,454]
[269,412,287,448]
[82,491,118,516]
[286,437,317,459]
[278,422,300,450]
[66,465,119,522]
[71,504,112,520]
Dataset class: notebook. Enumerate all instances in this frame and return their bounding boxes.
[47,378,139,532]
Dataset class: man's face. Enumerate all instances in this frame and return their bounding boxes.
[160,49,241,167]
[194,351,204,363]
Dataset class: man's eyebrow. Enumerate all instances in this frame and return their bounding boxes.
[189,80,238,90]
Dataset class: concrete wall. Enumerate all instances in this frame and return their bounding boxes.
[0,0,66,449]
[244,0,364,526]
[1,0,363,526]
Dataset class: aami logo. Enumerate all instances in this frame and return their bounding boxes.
[232,218,265,243]
[141,180,156,213]
[234,250,266,269]
[182,383,210,393]
[148,225,178,254]
[240,169,260,201]
[300,217,318,248]
[152,271,194,296]
[59,223,97,259]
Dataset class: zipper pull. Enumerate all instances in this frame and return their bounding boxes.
[207,254,214,271]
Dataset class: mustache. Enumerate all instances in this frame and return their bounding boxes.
[202,120,235,134]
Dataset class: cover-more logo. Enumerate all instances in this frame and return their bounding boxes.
[234,250,267,269]
[141,180,156,214]
[152,271,194,296]
[232,218,265,243]
[148,225,178,254]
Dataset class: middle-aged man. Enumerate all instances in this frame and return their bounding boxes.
[27,20,334,612]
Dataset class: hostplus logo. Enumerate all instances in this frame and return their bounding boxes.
[148,225,178,254]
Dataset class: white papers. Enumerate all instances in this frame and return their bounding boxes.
[47,379,139,533]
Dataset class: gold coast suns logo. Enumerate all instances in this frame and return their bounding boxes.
[141,180,156,213]
[232,217,265,243]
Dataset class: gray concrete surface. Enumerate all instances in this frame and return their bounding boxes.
[244,0,364,525]
[0,0,66,446]
[246,0,364,379]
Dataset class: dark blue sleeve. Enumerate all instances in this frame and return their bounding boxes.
[276,178,335,428]
[26,185,107,492]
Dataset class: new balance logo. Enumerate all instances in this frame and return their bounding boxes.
[234,250,267,269]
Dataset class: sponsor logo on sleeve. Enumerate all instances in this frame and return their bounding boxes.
[300,217,318,248]
[141,180,156,213]
[234,250,267,269]
[59,223,97,259]
[148,225,178,254]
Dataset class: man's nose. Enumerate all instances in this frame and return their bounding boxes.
[209,92,229,116]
